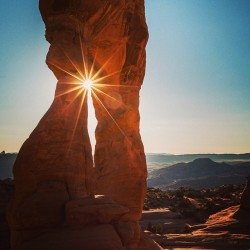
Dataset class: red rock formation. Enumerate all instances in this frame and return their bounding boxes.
[7,1,162,249]
[161,205,250,249]
[42,0,149,221]
[240,175,250,211]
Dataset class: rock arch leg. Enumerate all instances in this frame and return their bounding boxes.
[89,0,148,221]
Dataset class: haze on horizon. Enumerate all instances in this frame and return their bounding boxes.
[0,0,249,154]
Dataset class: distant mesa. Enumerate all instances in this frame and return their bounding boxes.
[148,158,250,189]
[146,153,250,164]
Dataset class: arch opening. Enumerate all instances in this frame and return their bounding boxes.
[87,90,97,160]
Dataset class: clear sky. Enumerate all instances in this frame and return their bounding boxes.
[0,0,250,154]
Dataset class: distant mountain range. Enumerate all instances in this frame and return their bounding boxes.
[146,153,250,165]
[1,153,250,189]
[148,158,250,190]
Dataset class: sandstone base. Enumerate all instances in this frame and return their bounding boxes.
[10,195,162,250]
[12,226,162,250]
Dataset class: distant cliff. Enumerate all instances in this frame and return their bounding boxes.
[148,158,250,189]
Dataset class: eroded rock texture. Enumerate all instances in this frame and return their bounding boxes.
[91,0,148,222]
[8,0,162,249]
[240,175,250,211]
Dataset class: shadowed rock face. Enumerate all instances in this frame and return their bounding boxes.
[240,175,250,211]
[7,1,162,249]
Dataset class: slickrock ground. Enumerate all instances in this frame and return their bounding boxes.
[142,206,250,249]
[141,186,250,249]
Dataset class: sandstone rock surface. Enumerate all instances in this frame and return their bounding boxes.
[41,0,148,222]
[65,195,129,226]
[240,175,250,211]
[7,0,162,249]
[91,0,149,221]
[163,205,250,249]
[17,225,126,250]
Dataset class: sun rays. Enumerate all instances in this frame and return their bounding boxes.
[51,32,137,151]
[82,79,93,91]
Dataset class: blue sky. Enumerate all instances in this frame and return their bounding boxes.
[0,0,250,154]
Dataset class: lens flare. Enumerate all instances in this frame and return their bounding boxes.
[82,79,93,91]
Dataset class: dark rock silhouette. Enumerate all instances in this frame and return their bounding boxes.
[240,175,250,211]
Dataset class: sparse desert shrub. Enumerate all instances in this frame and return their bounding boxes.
[147,222,164,235]
[147,221,153,231]
[174,187,186,198]
[155,224,164,234]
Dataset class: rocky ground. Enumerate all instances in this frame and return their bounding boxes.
[1,180,250,249]
[142,206,250,249]
[142,186,250,249]
[144,185,244,223]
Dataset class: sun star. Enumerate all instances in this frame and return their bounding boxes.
[82,79,93,91]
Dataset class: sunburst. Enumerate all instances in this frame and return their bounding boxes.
[82,78,93,91]
[51,32,138,150]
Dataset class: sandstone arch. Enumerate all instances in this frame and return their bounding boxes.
[7,1,162,249]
